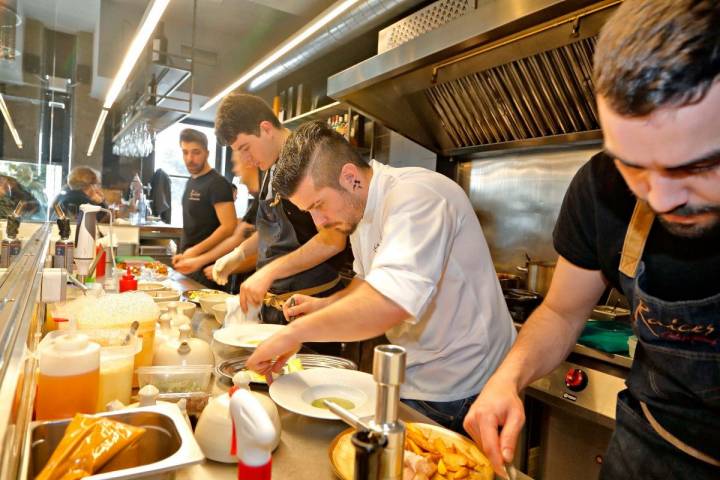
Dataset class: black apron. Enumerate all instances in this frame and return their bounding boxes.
[254,169,341,326]
[600,200,720,479]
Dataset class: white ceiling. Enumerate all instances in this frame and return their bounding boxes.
[19,0,99,33]
[16,0,333,35]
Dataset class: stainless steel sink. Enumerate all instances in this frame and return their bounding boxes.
[24,403,204,479]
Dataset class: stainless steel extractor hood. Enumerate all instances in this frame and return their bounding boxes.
[328,0,620,156]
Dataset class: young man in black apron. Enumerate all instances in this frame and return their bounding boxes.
[213,94,350,354]
[463,1,720,478]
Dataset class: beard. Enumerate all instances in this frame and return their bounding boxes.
[656,204,720,239]
[326,222,358,235]
[323,190,363,235]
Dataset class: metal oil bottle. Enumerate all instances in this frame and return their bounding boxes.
[52,204,74,271]
[1,201,24,268]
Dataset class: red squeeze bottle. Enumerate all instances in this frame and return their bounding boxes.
[95,245,106,278]
[119,268,138,292]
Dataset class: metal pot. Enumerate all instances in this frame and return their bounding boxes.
[503,288,543,323]
[517,260,556,296]
[497,272,524,291]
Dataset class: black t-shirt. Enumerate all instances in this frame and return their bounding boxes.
[181,169,234,251]
[553,152,720,301]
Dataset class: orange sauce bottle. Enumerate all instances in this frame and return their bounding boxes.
[36,333,100,420]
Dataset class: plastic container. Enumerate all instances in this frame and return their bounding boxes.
[96,336,143,411]
[136,364,214,395]
[69,292,160,386]
[36,332,100,420]
[41,329,143,412]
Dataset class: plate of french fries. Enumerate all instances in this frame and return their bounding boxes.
[329,422,493,480]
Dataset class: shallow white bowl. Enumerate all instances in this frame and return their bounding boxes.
[198,293,232,314]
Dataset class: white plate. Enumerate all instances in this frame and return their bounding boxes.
[212,324,285,349]
[269,369,376,420]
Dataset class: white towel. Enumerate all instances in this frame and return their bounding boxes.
[224,296,260,327]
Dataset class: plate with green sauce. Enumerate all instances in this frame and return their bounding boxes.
[269,369,376,420]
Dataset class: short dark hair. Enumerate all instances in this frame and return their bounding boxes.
[273,121,370,198]
[215,93,282,146]
[594,0,720,116]
[179,128,208,150]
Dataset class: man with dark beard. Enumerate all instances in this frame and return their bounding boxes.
[462,1,720,478]
[246,121,516,433]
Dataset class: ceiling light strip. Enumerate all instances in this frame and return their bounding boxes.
[201,0,360,111]
[86,109,108,157]
[0,93,23,149]
[103,0,171,109]
[87,0,171,156]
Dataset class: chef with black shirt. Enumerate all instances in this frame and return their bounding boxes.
[212,94,350,356]
[172,128,236,288]
[463,1,720,479]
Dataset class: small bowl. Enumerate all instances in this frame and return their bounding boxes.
[157,300,196,319]
[137,282,166,292]
[211,303,226,324]
[198,293,232,314]
[151,290,181,302]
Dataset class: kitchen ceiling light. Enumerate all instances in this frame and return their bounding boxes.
[201,0,360,111]
[86,109,108,157]
[0,93,22,149]
[87,0,171,156]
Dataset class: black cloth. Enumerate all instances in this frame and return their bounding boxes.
[553,152,720,301]
[180,169,233,251]
[52,188,108,222]
[242,197,258,225]
[150,168,172,223]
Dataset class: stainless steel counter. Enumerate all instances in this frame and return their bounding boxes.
[173,272,532,480]
[177,401,434,480]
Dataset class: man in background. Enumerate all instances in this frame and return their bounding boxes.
[172,128,236,288]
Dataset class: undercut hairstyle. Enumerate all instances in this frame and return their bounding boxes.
[215,93,282,146]
[179,128,208,151]
[273,121,370,198]
[594,0,720,116]
[67,166,101,191]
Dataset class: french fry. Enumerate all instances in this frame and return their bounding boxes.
[434,438,450,456]
[407,425,436,453]
[438,459,447,475]
[453,467,469,479]
[406,437,424,456]
[432,474,447,480]
[443,452,468,470]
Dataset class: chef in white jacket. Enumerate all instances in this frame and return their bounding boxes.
[246,121,515,433]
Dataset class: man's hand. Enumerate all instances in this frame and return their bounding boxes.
[463,376,525,479]
[203,264,214,280]
[246,327,302,379]
[183,245,200,259]
[212,246,246,286]
[172,253,183,267]
[174,256,204,275]
[282,294,328,321]
[239,268,274,312]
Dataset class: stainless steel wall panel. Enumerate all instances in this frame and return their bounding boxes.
[456,147,600,271]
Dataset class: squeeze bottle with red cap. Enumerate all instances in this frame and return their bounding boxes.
[229,389,276,480]
[119,268,138,292]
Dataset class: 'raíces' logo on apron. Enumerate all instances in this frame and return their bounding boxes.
[633,299,716,345]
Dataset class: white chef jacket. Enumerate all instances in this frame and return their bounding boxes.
[351,160,516,402]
